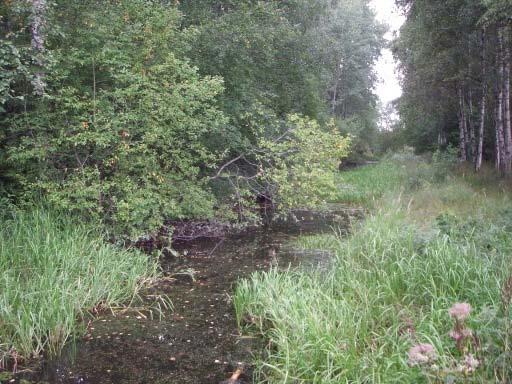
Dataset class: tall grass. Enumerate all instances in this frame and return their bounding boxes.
[0,208,158,362]
[333,161,406,205]
[235,157,512,383]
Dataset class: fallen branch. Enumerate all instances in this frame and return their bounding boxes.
[219,367,243,384]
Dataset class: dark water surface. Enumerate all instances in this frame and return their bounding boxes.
[18,207,360,384]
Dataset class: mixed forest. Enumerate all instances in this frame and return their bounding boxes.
[393,0,512,173]
[1,0,383,238]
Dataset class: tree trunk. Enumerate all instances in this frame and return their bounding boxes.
[476,92,487,171]
[496,101,502,171]
[495,27,508,174]
[331,79,338,114]
[331,61,343,114]
[496,79,506,171]
[30,0,48,96]
[462,90,471,159]
[438,129,447,147]
[503,25,512,174]
[476,29,487,172]
[458,85,468,162]
[468,89,476,161]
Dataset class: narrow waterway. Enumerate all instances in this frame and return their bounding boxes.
[21,207,360,384]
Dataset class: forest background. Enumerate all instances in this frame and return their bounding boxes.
[0,0,385,240]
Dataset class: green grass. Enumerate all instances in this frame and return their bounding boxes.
[333,158,408,205]
[234,157,512,383]
[0,208,158,362]
[332,150,472,207]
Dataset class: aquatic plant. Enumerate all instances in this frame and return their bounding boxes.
[0,208,158,368]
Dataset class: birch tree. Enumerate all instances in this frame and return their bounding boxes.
[30,0,48,95]
[395,0,512,175]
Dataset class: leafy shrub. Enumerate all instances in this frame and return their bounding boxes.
[259,115,351,210]
[4,2,227,239]
[431,146,459,182]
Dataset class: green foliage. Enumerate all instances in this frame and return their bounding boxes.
[258,115,351,210]
[0,207,158,360]
[1,0,385,237]
[177,0,383,223]
[0,39,26,112]
[338,114,379,163]
[180,0,384,149]
[0,1,31,111]
[4,1,227,239]
[481,0,512,25]
[431,145,459,181]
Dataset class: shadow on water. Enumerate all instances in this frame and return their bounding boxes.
[18,207,362,384]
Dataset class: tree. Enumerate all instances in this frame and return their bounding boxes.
[1,0,385,236]
[394,0,512,175]
[3,0,227,238]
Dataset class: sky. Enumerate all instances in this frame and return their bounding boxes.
[370,0,406,107]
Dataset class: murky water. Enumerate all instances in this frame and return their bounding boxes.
[17,207,361,384]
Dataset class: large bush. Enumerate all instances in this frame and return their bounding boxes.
[4,1,227,239]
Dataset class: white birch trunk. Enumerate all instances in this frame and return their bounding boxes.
[467,89,474,160]
[503,26,512,174]
[458,85,468,162]
[30,0,48,95]
[496,79,505,171]
[496,101,501,171]
[476,29,487,171]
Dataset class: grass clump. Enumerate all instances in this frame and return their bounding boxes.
[234,157,512,383]
[334,147,459,206]
[0,208,158,363]
[334,161,407,205]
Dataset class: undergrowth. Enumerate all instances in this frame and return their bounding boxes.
[0,208,159,366]
[234,154,512,383]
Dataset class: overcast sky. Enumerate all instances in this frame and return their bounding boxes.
[370,0,405,106]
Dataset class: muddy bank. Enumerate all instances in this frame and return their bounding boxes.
[15,208,361,384]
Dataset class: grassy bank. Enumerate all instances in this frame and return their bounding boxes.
[0,208,158,364]
[234,156,512,383]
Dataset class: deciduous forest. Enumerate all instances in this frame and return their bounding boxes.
[394,0,512,173]
[1,0,512,383]
[1,0,382,238]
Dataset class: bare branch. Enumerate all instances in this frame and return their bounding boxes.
[210,154,243,180]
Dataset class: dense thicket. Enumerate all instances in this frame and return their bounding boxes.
[0,0,384,238]
[394,0,512,174]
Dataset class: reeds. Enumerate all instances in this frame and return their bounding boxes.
[235,158,512,383]
[0,208,158,363]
